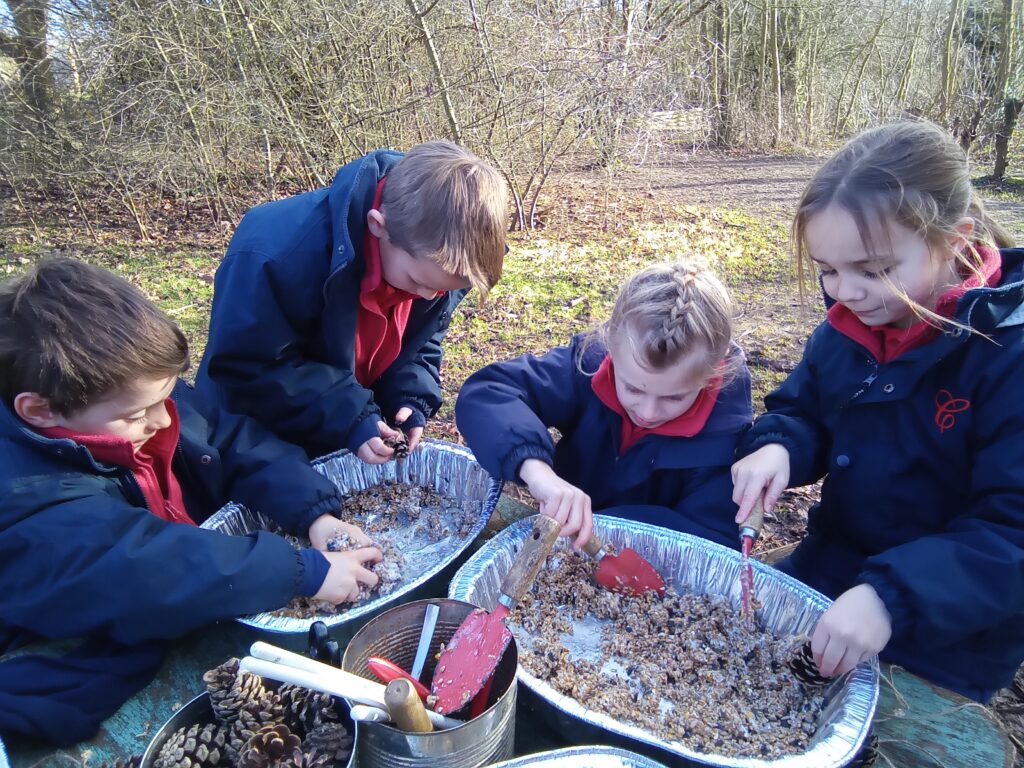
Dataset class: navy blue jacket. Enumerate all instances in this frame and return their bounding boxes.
[195,150,468,458]
[0,382,343,742]
[456,336,753,547]
[740,248,1024,701]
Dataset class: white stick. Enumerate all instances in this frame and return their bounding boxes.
[349,704,391,723]
[242,645,463,730]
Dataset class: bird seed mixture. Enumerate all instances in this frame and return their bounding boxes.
[273,481,476,617]
[510,551,826,759]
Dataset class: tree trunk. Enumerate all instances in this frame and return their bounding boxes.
[404,0,463,143]
[939,0,964,122]
[5,0,56,123]
[993,98,1023,179]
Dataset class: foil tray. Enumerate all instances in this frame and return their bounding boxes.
[202,439,499,636]
[0,736,8,768]
[450,515,879,768]
[139,691,357,768]
[490,747,669,767]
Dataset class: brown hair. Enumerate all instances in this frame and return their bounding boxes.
[381,140,508,297]
[584,261,738,382]
[0,258,190,414]
[794,119,1014,328]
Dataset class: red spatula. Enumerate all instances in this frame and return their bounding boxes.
[582,534,666,596]
[432,514,562,715]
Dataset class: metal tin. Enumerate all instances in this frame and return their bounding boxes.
[201,439,500,640]
[489,747,669,767]
[342,598,518,768]
[449,515,879,768]
[139,690,359,768]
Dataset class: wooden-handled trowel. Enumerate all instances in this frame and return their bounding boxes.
[431,514,562,714]
[582,534,666,597]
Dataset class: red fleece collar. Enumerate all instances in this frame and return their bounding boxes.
[37,400,194,525]
[827,244,1002,364]
[590,354,722,454]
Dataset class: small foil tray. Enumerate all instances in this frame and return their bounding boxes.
[490,747,668,767]
[450,515,879,768]
[202,439,499,635]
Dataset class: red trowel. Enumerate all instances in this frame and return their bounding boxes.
[582,534,666,597]
[432,514,562,715]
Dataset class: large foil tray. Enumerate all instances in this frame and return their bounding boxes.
[450,515,878,768]
[490,747,669,767]
[202,439,499,636]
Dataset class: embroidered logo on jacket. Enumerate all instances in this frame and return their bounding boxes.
[934,389,970,432]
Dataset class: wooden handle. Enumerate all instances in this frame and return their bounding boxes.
[582,534,605,559]
[741,498,766,537]
[385,679,433,732]
[499,515,562,604]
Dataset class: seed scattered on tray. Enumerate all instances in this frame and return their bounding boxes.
[272,482,474,618]
[511,551,826,759]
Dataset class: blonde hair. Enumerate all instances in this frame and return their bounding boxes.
[794,120,1013,330]
[585,262,737,381]
[382,140,508,297]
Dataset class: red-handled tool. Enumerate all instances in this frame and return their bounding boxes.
[431,515,562,715]
[367,656,431,702]
[582,534,666,597]
[739,498,766,619]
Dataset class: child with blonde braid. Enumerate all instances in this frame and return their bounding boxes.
[457,262,752,548]
[732,120,1024,700]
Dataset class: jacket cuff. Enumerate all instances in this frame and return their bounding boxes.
[859,571,913,640]
[347,414,383,454]
[396,404,427,430]
[738,429,797,460]
[400,395,436,420]
[297,549,331,597]
[503,444,555,484]
[296,494,345,536]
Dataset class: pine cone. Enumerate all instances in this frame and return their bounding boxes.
[202,658,283,724]
[222,709,265,765]
[302,722,353,766]
[789,640,830,687]
[237,723,302,768]
[278,683,339,736]
[153,722,227,768]
[384,433,409,459]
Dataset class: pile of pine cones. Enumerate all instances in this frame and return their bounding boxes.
[153,658,352,768]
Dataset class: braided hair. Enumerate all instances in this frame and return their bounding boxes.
[585,262,736,379]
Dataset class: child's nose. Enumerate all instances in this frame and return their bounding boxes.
[150,401,172,431]
[835,275,864,303]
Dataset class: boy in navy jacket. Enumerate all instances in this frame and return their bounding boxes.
[0,259,381,743]
[457,262,752,548]
[196,141,508,461]
[732,121,1024,701]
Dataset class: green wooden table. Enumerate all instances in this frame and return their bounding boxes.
[3,496,1015,767]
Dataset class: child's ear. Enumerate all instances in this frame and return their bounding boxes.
[366,209,388,239]
[946,217,976,252]
[14,393,62,428]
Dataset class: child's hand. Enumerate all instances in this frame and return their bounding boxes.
[356,421,404,464]
[308,516,372,551]
[519,458,593,549]
[315,547,383,603]
[394,406,424,452]
[731,444,791,523]
[811,584,892,677]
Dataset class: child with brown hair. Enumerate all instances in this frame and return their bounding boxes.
[196,140,509,461]
[0,259,381,744]
[732,120,1024,701]
[456,261,752,548]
